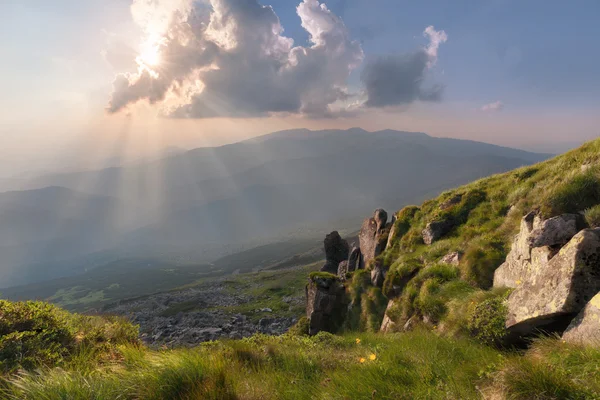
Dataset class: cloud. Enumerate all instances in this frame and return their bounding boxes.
[107,1,446,118]
[480,101,504,112]
[361,26,447,108]
[108,0,363,118]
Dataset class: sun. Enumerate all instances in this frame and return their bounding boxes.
[139,45,161,67]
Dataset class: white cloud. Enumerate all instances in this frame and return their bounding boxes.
[107,1,446,118]
[480,101,504,112]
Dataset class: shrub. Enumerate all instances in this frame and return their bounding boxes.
[541,169,600,216]
[584,204,600,228]
[287,317,309,336]
[382,258,422,298]
[466,293,509,346]
[0,300,138,374]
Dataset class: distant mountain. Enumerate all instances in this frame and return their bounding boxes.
[0,129,550,288]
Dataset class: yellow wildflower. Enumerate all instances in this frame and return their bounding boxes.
[356,338,361,344]
[516,280,522,285]
[359,357,366,363]
[369,353,377,361]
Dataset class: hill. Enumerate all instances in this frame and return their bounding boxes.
[1,139,599,399]
[0,128,548,288]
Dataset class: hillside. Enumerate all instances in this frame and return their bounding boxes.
[0,128,548,288]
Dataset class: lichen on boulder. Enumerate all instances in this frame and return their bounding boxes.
[505,228,600,336]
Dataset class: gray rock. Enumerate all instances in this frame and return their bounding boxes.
[347,246,361,272]
[380,300,397,333]
[506,228,600,336]
[562,293,600,345]
[422,219,455,245]
[306,275,347,336]
[359,209,389,266]
[321,231,349,274]
[337,261,349,280]
[440,251,462,266]
[494,212,585,289]
[370,259,387,287]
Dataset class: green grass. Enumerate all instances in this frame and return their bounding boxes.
[4,328,600,400]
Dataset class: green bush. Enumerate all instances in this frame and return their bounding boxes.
[542,169,600,216]
[287,317,309,336]
[382,258,422,298]
[466,293,509,346]
[584,204,600,228]
[0,300,138,374]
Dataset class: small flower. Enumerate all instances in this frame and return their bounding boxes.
[359,357,366,363]
[433,325,437,330]
[369,353,377,361]
[515,280,522,285]
[355,338,361,344]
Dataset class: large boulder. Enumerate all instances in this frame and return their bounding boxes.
[562,293,600,345]
[359,209,389,266]
[422,219,454,245]
[505,228,600,336]
[306,274,347,336]
[321,231,349,274]
[494,212,585,288]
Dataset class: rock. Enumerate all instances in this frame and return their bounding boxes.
[347,247,361,272]
[505,228,600,336]
[422,219,454,245]
[494,212,586,289]
[403,316,417,332]
[380,300,397,332]
[439,194,463,210]
[440,251,462,266]
[528,213,586,248]
[562,293,600,345]
[306,275,348,336]
[359,209,389,266]
[337,261,349,280]
[321,231,349,274]
[370,259,387,287]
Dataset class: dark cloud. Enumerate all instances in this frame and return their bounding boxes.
[361,26,447,108]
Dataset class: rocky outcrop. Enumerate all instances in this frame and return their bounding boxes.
[380,300,397,332]
[562,293,600,345]
[321,231,349,274]
[505,228,600,336]
[494,212,585,289]
[359,209,389,266]
[422,219,454,245]
[306,274,347,336]
[347,246,361,272]
[370,259,387,287]
[337,261,349,280]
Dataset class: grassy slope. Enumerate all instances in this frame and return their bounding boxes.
[3,139,600,399]
[378,138,600,338]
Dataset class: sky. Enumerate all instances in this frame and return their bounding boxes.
[1,0,599,176]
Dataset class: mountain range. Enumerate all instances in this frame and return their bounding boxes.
[0,128,550,288]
